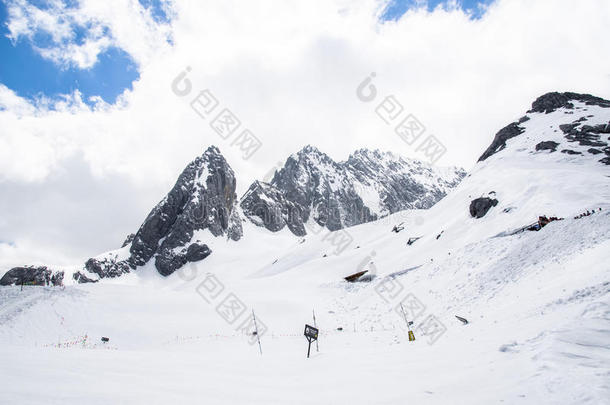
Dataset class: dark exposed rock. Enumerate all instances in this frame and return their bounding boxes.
[186,243,212,262]
[469,197,498,219]
[121,233,135,248]
[85,257,131,278]
[51,271,64,286]
[561,149,582,155]
[600,157,610,165]
[528,92,610,114]
[478,122,525,162]
[240,181,306,236]
[535,141,559,152]
[155,253,188,276]
[588,148,603,155]
[73,271,98,284]
[581,124,610,134]
[243,147,465,235]
[0,266,63,286]
[559,123,578,134]
[560,122,609,148]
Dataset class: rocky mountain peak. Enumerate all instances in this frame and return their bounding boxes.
[77,145,244,280]
[479,92,610,164]
[479,91,610,163]
[241,147,466,236]
[127,145,242,276]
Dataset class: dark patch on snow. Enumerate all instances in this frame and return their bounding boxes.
[560,122,609,148]
[85,257,131,279]
[561,149,582,155]
[470,197,498,218]
[535,141,559,152]
[73,271,98,284]
[478,122,525,161]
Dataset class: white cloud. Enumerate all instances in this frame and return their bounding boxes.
[1,0,610,268]
[4,0,173,68]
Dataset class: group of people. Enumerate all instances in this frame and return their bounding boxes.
[574,208,602,219]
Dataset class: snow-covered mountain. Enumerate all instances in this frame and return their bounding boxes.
[240,146,465,235]
[0,146,463,283]
[84,145,243,279]
[1,92,609,404]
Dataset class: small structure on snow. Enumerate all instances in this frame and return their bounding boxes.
[391,223,405,233]
[455,315,469,325]
[344,270,368,282]
[407,237,421,246]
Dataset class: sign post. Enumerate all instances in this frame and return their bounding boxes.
[304,324,319,358]
[312,309,319,352]
[400,303,416,342]
[252,310,263,355]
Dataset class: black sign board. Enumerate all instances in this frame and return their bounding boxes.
[304,324,319,358]
[304,324,319,340]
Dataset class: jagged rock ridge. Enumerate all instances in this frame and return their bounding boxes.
[240,147,466,235]
[85,145,243,279]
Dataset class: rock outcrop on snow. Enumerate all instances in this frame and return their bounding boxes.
[241,147,466,235]
[478,120,527,162]
[469,197,499,218]
[72,271,98,284]
[84,255,131,279]
[240,181,306,236]
[0,266,64,286]
[535,141,559,152]
[528,92,610,114]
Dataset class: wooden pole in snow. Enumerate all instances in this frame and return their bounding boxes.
[252,310,262,355]
[400,303,411,332]
[313,309,319,352]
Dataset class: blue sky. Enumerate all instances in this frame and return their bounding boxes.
[0,0,170,106]
[381,0,496,20]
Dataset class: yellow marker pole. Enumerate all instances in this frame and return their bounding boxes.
[400,303,416,342]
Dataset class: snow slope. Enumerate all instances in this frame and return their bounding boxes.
[1,96,609,404]
[0,209,608,404]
